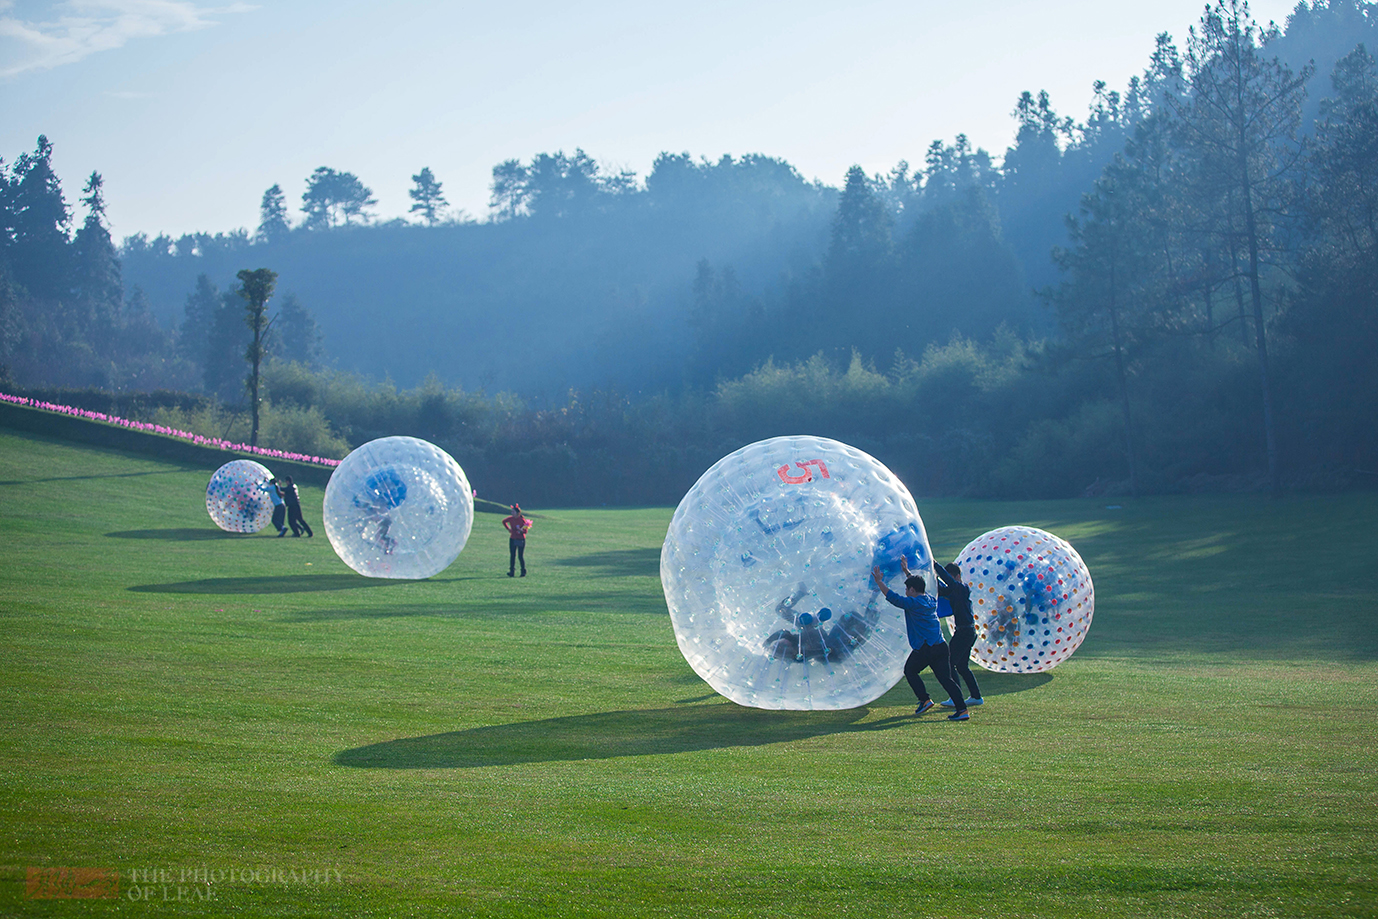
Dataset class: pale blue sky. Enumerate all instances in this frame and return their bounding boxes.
[1,0,1299,239]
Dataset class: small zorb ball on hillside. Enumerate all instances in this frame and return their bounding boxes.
[661,435,934,711]
[206,459,275,533]
[323,436,474,579]
[956,525,1094,673]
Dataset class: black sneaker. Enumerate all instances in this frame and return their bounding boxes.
[507,570,514,578]
[947,711,970,721]
[915,700,935,716]
[520,570,527,577]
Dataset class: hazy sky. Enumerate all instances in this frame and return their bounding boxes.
[2,0,1300,239]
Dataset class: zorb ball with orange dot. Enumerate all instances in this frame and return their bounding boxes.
[957,525,1093,673]
[205,459,275,533]
[661,435,934,710]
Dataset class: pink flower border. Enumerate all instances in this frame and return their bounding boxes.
[0,392,341,468]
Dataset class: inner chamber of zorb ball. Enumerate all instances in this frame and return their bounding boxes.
[956,525,1094,673]
[205,459,274,533]
[661,435,934,710]
[323,436,474,579]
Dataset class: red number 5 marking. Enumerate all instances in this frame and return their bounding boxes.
[777,459,831,484]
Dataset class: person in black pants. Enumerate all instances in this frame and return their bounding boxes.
[871,564,969,721]
[264,477,288,537]
[932,561,984,707]
[281,476,313,537]
[502,504,531,577]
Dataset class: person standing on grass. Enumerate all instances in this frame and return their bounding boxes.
[263,477,288,537]
[281,476,313,538]
[872,563,969,721]
[931,560,984,709]
[503,504,531,577]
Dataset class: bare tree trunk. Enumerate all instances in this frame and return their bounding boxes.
[249,328,262,447]
[1108,255,1139,496]
[1239,155,1280,495]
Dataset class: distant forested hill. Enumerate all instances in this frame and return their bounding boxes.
[6,1,1374,500]
[121,155,837,395]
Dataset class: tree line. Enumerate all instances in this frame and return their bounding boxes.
[2,0,1374,502]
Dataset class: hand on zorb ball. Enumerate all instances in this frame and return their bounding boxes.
[205,459,275,533]
[957,525,1094,673]
[323,436,474,579]
[661,435,934,710]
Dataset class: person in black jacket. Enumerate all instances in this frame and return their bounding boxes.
[280,476,313,538]
[933,561,983,707]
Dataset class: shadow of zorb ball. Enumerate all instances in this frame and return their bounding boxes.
[957,525,1094,673]
[661,435,934,710]
[206,459,274,533]
[323,436,474,579]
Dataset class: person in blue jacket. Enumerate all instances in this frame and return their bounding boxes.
[262,477,288,537]
[871,564,969,721]
[932,561,984,708]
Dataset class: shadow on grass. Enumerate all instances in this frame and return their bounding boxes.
[282,586,670,620]
[555,547,660,577]
[108,528,253,541]
[340,673,1054,769]
[869,670,1052,707]
[337,704,888,768]
[2,469,185,486]
[129,575,415,594]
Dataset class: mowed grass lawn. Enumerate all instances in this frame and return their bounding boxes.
[1,427,1375,918]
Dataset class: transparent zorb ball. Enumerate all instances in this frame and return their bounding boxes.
[206,459,275,533]
[957,525,1094,673]
[323,436,474,579]
[661,435,934,710]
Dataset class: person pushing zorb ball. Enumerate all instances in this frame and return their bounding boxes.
[206,459,275,533]
[661,435,934,710]
[323,436,474,579]
[956,525,1094,673]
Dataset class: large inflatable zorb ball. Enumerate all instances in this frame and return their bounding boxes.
[206,459,275,533]
[956,525,1094,673]
[661,435,934,710]
[323,436,474,579]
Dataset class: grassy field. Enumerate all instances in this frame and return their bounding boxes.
[0,426,1375,918]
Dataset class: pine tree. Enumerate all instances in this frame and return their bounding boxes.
[489,160,528,220]
[257,184,290,243]
[408,167,448,226]
[71,171,122,333]
[1170,0,1313,493]
[179,274,220,365]
[6,136,71,301]
[301,168,376,229]
[273,292,322,365]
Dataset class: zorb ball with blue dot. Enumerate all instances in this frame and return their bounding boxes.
[661,435,934,710]
[956,525,1094,673]
[205,459,274,533]
[323,436,473,579]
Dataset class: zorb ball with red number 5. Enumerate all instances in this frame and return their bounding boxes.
[957,525,1094,673]
[661,435,933,710]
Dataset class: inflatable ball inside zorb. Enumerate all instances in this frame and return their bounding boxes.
[957,525,1094,673]
[323,436,474,579]
[206,459,275,533]
[661,435,934,710]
